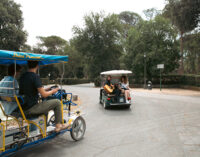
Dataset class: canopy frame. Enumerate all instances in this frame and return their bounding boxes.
[0,50,69,96]
[0,50,68,66]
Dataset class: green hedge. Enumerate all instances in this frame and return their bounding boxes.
[41,74,200,88]
[41,78,91,85]
[40,78,49,85]
[129,74,200,87]
[56,78,91,85]
[94,77,101,87]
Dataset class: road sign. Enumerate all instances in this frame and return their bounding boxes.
[157,64,164,91]
[157,64,164,69]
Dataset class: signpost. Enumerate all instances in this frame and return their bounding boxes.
[157,64,164,91]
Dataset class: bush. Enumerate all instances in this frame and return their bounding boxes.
[41,78,49,85]
[41,78,91,85]
[56,78,91,85]
[129,74,200,87]
[94,77,101,87]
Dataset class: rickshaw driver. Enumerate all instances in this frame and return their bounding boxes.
[19,61,69,132]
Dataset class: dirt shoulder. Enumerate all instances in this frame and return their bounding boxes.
[132,88,200,97]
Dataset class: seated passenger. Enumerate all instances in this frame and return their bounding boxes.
[0,64,22,115]
[104,75,121,101]
[104,75,114,91]
[119,76,130,103]
[19,61,69,132]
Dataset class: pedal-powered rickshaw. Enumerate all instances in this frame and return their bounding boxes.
[0,50,86,156]
[99,70,132,109]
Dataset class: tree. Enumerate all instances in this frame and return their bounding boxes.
[0,0,27,79]
[36,35,67,54]
[34,36,68,78]
[163,0,200,73]
[63,39,85,78]
[0,0,27,51]
[118,11,142,38]
[183,32,200,74]
[118,11,142,26]
[143,8,161,20]
[72,12,123,79]
[124,15,180,80]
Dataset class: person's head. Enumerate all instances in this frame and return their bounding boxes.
[8,64,22,77]
[27,61,39,70]
[121,76,128,84]
[107,75,112,81]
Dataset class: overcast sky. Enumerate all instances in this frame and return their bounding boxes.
[14,0,166,46]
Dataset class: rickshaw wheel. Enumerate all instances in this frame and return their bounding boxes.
[70,116,86,141]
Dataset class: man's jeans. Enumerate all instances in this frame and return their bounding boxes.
[26,99,62,124]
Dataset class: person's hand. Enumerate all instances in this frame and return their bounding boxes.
[51,87,59,94]
[45,87,51,91]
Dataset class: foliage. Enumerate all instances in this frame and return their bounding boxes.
[40,78,91,85]
[72,12,123,79]
[164,0,199,33]
[118,11,142,38]
[94,76,101,87]
[183,32,200,74]
[63,40,85,78]
[163,0,200,72]
[57,78,91,85]
[118,11,142,26]
[33,36,68,78]
[1,0,200,85]
[129,74,200,87]
[0,0,27,51]
[36,35,67,54]
[143,8,162,20]
[0,0,27,78]
[124,15,180,79]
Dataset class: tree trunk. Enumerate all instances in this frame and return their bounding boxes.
[179,31,184,74]
[197,52,200,74]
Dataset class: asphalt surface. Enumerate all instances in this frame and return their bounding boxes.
[11,83,200,157]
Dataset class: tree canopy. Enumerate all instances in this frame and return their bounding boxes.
[72,12,123,78]
[0,0,27,78]
[0,0,26,51]
[163,0,200,73]
[36,35,67,54]
[124,15,180,79]
[1,0,199,81]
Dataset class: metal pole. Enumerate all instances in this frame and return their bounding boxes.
[160,69,162,91]
[60,63,65,90]
[144,53,146,89]
[13,60,16,95]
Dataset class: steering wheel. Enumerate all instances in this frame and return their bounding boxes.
[50,85,59,90]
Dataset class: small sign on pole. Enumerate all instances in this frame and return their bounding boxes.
[157,64,164,69]
[157,64,164,91]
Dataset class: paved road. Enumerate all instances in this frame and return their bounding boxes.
[12,84,200,157]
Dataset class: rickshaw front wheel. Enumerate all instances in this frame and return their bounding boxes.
[70,116,86,141]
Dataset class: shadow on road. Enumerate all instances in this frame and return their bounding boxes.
[107,106,131,110]
[11,135,84,157]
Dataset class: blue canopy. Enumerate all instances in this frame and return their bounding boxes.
[0,50,68,65]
